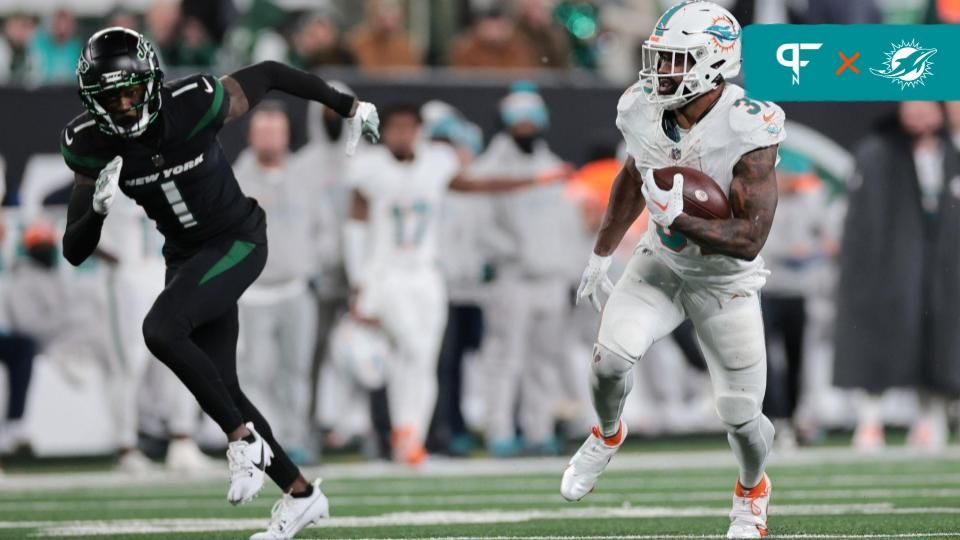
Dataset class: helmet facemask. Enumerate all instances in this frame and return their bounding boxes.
[79,71,161,138]
[640,42,717,110]
[638,1,742,110]
[76,28,164,138]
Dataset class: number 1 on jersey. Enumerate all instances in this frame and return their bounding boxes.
[161,181,197,229]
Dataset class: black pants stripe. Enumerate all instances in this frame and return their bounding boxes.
[142,235,299,490]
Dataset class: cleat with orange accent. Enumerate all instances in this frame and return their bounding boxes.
[560,421,627,501]
[727,473,771,539]
[852,421,885,453]
[391,426,428,467]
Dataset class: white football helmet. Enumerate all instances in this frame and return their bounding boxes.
[330,316,392,390]
[639,1,742,110]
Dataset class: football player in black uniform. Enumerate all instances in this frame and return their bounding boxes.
[60,27,379,540]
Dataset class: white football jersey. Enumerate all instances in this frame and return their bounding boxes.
[347,142,461,276]
[616,82,786,294]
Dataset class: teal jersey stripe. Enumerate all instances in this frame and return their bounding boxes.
[653,1,688,37]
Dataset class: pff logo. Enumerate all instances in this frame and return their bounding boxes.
[776,43,823,85]
[870,39,937,89]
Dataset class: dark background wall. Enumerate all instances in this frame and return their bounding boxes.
[0,75,896,205]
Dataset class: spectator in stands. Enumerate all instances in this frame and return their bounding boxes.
[145,0,181,64]
[514,0,569,68]
[759,148,837,449]
[170,15,219,67]
[289,9,355,70]
[291,83,357,439]
[1,222,156,470]
[730,0,881,24]
[469,82,580,456]
[0,12,35,84]
[27,9,81,84]
[0,215,37,457]
[926,0,960,23]
[181,0,238,46]
[107,10,141,33]
[450,7,538,70]
[596,0,656,82]
[234,103,324,465]
[835,101,960,453]
[947,102,960,151]
[552,0,601,70]
[349,0,421,71]
[423,101,489,457]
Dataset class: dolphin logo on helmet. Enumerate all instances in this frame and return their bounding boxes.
[639,1,742,110]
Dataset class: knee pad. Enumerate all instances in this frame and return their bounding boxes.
[715,392,761,428]
[591,343,635,379]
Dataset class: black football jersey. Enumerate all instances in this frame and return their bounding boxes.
[60,74,261,252]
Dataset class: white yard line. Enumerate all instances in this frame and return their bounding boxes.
[1,447,957,493]
[5,471,958,500]
[2,487,960,512]
[306,534,960,540]
[323,473,960,494]
[11,504,960,536]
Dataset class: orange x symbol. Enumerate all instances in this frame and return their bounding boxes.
[836,51,860,75]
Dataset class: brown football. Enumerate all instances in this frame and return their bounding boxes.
[653,166,731,220]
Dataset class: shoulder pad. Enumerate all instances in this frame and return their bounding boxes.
[729,96,786,149]
[166,73,229,141]
[616,82,660,133]
[60,114,111,178]
[166,73,218,97]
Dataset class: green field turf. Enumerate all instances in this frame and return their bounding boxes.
[1,447,958,539]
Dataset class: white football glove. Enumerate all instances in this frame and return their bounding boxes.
[345,101,380,156]
[641,168,684,227]
[576,253,615,312]
[93,155,123,215]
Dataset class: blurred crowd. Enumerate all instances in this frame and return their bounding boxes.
[0,0,955,85]
[1,0,960,470]
[1,79,959,469]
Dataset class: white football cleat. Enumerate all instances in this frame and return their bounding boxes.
[249,479,330,539]
[727,473,771,539]
[116,449,156,474]
[560,421,626,501]
[227,422,273,506]
[166,438,217,472]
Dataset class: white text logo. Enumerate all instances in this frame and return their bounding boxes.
[776,43,823,85]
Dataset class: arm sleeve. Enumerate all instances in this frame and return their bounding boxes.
[228,61,356,117]
[61,182,105,267]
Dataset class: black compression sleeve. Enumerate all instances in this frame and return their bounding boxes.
[229,61,356,117]
[62,182,105,267]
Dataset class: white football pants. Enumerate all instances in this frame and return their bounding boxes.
[596,247,773,487]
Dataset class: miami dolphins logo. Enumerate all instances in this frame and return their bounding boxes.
[704,16,739,52]
[870,39,937,89]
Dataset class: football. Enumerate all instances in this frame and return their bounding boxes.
[652,166,731,220]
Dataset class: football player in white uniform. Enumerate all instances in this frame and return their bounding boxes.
[345,104,568,465]
[560,3,785,539]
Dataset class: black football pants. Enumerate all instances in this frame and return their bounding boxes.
[142,236,299,490]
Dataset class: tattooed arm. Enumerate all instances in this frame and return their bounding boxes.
[670,145,779,260]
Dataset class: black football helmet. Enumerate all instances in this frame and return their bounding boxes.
[76,27,163,138]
